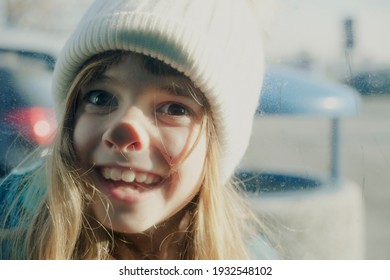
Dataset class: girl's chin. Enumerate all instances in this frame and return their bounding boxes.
[94,204,190,236]
[111,225,154,235]
[99,216,168,235]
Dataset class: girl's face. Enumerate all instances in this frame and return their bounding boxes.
[73,53,207,234]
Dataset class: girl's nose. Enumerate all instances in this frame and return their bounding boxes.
[102,121,149,152]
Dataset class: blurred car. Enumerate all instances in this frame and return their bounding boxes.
[238,66,361,191]
[348,69,390,95]
[237,66,364,259]
[0,29,64,177]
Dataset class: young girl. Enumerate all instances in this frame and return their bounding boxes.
[0,0,277,259]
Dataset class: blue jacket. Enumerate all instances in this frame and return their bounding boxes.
[0,171,26,259]
[1,165,48,259]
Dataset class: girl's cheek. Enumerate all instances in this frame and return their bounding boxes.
[73,117,99,160]
[158,126,195,163]
[73,124,89,161]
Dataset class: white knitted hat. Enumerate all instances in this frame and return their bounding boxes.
[52,0,264,183]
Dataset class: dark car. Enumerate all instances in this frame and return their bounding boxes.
[348,69,390,95]
[0,29,63,177]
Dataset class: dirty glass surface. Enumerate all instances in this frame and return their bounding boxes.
[0,0,389,260]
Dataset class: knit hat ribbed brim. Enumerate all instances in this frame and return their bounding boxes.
[52,0,264,183]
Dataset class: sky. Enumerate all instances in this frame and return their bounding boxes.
[264,0,390,71]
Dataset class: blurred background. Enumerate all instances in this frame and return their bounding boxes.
[0,0,389,259]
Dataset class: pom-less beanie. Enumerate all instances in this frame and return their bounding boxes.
[52,0,264,183]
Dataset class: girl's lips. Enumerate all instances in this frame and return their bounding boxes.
[95,166,167,204]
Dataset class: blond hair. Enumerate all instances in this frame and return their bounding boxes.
[1,51,270,259]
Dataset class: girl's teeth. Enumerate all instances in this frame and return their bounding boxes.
[144,176,154,184]
[135,173,147,183]
[122,170,136,183]
[110,168,122,181]
[102,168,110,179]
[101,167,160,185]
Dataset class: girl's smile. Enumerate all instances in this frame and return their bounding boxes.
[92,159,171,205]
[95,165,167,204]
[73,53,207,234]
[101,166,163,186]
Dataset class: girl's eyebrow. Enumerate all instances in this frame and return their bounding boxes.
[85,73,119,89]
[95,73,119,84]
[160,83,193,98]
[161,83,205,107]
[93,72,199,100]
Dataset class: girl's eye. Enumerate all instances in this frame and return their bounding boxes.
[158,103,191,116]
[158,103,190,116]
[85,90,118,107]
